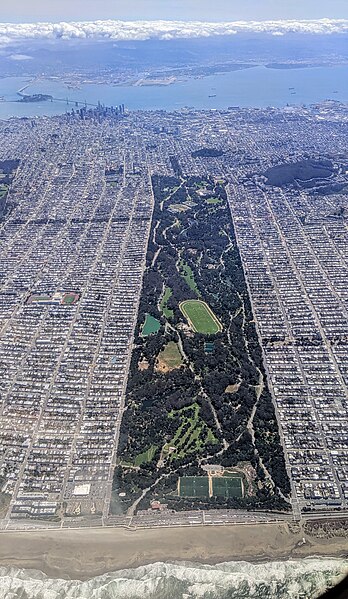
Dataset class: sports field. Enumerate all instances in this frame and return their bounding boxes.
[180,300,222,334]
[156,341,182,371]
[179,476,209,498]
[62,292,79,305]
[28,295,51,304]
[212,475,243,498]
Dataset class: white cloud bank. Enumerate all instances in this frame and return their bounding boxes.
[9,53,33,60]
[0,19,348,45]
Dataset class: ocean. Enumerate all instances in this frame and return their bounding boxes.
[0,558,347,599]
[1,64,348,119]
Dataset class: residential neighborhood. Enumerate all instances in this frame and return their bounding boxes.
[0,100,347,527]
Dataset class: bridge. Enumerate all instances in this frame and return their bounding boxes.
[17,83,100,109]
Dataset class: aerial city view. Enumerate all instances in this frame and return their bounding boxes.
[0,1,347,598]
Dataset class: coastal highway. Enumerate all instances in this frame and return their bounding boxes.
[0,508,294,532]
[1,507,347,533]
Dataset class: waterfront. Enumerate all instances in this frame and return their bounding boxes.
[1,64,348,118]
[0,557,347,598]
[0,522,347,598]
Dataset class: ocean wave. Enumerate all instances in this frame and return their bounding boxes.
[0,557,347,599]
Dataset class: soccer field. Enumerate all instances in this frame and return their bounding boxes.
[180,300,222,334]
[179,476,209,498]
[212,476,243,498]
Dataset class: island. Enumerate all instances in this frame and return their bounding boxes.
[18,93,53,103]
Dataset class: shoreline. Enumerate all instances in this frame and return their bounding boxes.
[0,521,347,580]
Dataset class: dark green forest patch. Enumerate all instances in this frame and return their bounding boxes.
[114,173,290,515]
[191,148,224,158]
[265,159,334,187]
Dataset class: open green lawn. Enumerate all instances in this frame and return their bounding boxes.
[0,184,8,199]
[212,475,243,498]
[179,259,200,295]
[159,286,174,319]
[142,314,161,337]
[169,203,189,213]
[121,445,158,468]
[157,341,182,370]
[205,197,222,205]
[179,476,209,498]
[180,299,222,334]
[134,445,158,467]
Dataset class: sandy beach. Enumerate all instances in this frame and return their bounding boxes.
[0,521,347,580]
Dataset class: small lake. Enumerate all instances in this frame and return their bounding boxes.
[141,314,161,337]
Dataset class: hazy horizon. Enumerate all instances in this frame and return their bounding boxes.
[1,0,348,24]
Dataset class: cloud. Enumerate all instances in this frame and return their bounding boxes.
[0,19,347,45]
[8,53,33,60]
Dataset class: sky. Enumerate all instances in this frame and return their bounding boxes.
[2,0,348,23]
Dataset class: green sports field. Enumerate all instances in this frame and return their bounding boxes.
[212,475,243,498]
[179,476,209,498]
[180,300,222,334]
[62,293,78,305]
